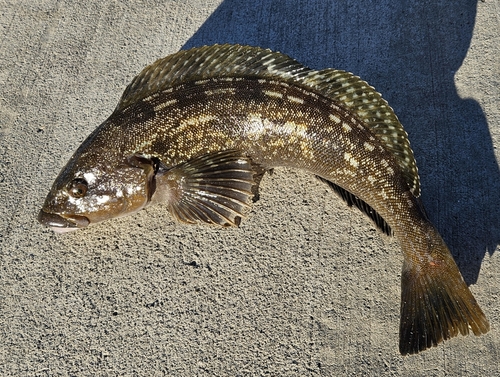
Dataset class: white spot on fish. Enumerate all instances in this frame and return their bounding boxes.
[264,90,283,99]
[343,152,359,168]
[380,188,389,200]
[342,123,352,132]
[68,196,82,206]
[283,120,308,135]
[287,95,304,104]
[96,195,110,205]
[329,114,341,124]
[83,172,96,185]
[245,114,270,140]
[180,114,217,128]
[341,167,356,177]
[154,99,178,112]
[143,93,159,102]
[364,142,375,151]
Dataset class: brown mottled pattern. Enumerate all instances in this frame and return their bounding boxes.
[105,77,418,242]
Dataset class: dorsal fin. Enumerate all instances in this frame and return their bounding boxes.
[116,44,312,112]
[117,44,420,197]
[303,69,420,197]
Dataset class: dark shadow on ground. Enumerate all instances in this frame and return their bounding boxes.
[182,0,499,284]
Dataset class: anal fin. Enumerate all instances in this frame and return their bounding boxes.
[316,175,392,236]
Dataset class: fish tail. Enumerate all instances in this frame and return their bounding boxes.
[399,226,489,355]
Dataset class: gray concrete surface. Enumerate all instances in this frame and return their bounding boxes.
[1,0,499,375]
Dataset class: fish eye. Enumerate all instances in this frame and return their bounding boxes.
[68,178,88,198]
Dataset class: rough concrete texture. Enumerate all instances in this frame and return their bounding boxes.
[1,0,499,375]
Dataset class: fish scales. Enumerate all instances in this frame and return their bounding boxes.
[116,78,413,238]
[38,44,489,355]
[122,78,408,227]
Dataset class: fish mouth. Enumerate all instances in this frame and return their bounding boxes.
[38,210,90,233]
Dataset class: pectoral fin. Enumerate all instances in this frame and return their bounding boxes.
[155,150,258,227]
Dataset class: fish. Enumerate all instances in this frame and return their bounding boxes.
[38,44,489,354]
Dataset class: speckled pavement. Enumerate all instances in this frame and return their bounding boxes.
[1,1,499,375]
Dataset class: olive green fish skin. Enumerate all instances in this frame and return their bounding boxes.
[119,77,416,231]
[39,44,489,354]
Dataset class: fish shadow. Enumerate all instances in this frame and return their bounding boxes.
[183,0,499,284]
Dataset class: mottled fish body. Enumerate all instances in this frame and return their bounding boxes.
[38,44,489,354]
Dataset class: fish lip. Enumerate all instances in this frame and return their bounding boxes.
[38,210,90,230]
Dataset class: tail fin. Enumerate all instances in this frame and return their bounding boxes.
[399,231,489,355]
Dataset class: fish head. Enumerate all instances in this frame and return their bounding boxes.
[38,146,157,233]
